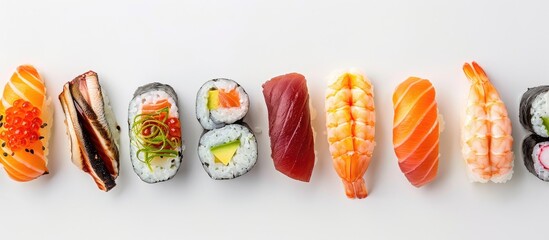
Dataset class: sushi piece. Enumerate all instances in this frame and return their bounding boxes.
[325,70,375,199]
[393,77,440,187]
[522,134,549,181]
[128,83,183,183]
[0,65,52,181]
[198,124,257,179]
[196,79,249,130]
[461,62,513,183]
[519,86,549,137]
[59,71,120,191]
[262,73,315,182]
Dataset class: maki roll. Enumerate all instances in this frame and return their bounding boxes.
[59,71,120,191]
[196,79,249,130]
[522,134,549,181]
[198,124,257,179]
[195,79,256,179]
[128,83,183,183]
[519,86,549,137]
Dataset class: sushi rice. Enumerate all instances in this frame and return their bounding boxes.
[528,90,549,137]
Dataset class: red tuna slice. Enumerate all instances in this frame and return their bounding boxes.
[262,73,316,182]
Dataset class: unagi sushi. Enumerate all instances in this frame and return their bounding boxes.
[461,62,513,183]
[59,71,120,191]
[0,65,52,181]
[326,70,375,199]
[262,73,315,182]
[129,83,183,183]
[393,77,441,187]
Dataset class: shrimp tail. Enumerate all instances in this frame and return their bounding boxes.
[463,61,487,84]
[342,178,368,199]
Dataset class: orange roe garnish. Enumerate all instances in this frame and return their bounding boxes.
[1,99,42,150]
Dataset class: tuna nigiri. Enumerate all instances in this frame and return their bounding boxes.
[393,77,440,187]
[0,65,52,181]
[326,70,375,199]
[262,73,315,182]
[461,62,513,183]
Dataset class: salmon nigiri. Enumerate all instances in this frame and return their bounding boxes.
[0,65,52,181]
[326,70,375,199]
[393,77,440,187]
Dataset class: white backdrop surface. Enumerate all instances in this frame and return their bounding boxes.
[1,0,548,239]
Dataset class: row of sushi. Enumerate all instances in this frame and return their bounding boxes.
[0,62,545,199]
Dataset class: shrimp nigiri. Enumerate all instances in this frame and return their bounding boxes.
[461,61,513,183]
[326,70,375,199]
[393,77,440,187]
[0,65,52,181]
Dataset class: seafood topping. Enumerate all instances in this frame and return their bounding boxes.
[1,100,42,150]
[59,71,120,191]
[262,73,316,182]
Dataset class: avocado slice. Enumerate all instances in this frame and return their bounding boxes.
[211,140,240,166]
[208,90,219,110]
[542,117,549,135]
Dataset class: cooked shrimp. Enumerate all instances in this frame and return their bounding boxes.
[326,70,375,199]
[462,62,513,183]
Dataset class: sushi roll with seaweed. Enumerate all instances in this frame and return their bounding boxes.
[128,83,183,183]
[520,86,549,137]
[522,134,549,181]
[196,79,249,130]
[198,124,257,179]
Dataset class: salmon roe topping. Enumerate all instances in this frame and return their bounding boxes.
[1,99,42,150]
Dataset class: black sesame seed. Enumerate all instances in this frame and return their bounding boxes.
[11,152,14,156]
[0,115,3,121]
[40,123,48,128]
[25,149,29,152]
[116,126,121,131]
[1,142,5,147]
[160,156,163,158]
[0,123,3,128]
[2,152,7,157]
[39,136,44,140]
[42,146,45,150]
[30,149,34,154]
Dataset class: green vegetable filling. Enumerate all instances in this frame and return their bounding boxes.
[211,140,240,166]
[542,117,549,135]
[131,107,179,172]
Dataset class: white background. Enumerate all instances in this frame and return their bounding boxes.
[1,0,548,239]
